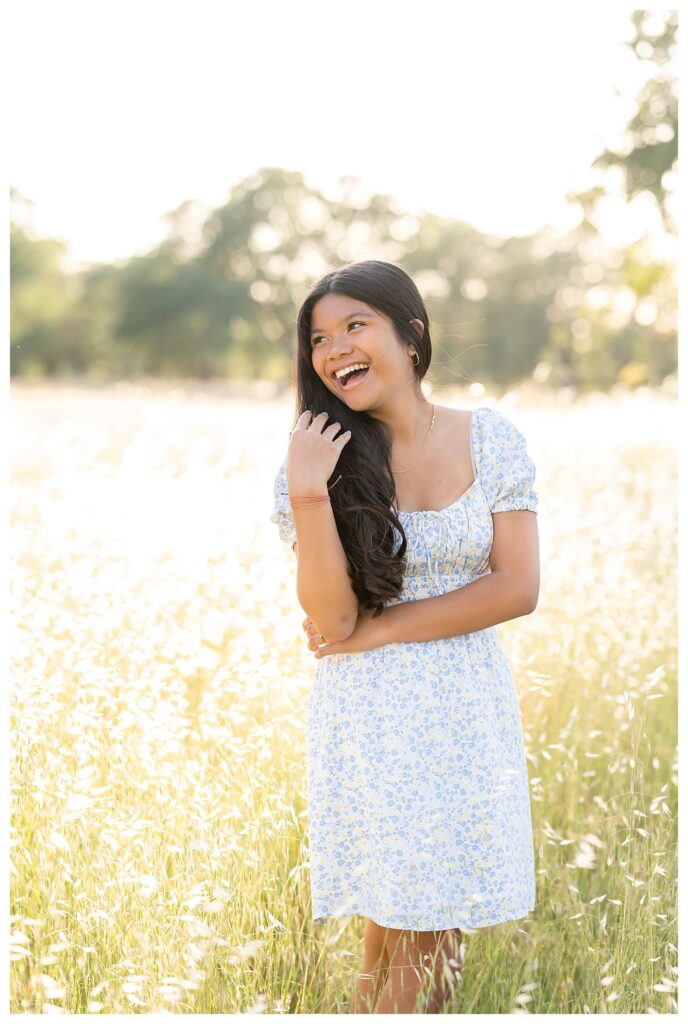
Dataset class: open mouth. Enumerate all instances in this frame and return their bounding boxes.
[335,365,370,390]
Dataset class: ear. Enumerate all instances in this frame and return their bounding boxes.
[408,318,425,341]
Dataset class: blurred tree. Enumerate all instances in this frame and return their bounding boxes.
[549,10,678,390]
[9,155,677,390]
[114,244,248,377]
[580,10,678,234]
[10,219,74,376]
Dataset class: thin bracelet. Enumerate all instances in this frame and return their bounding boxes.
[288,494,331,508]
[278,473,343,499]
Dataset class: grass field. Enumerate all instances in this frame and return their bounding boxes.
[10,382,677,1013]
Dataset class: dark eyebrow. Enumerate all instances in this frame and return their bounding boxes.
[310,311,373,337]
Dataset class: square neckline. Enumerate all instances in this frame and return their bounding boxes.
[394,407,480,517]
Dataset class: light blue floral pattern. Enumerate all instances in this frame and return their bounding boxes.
[270,405,538,929]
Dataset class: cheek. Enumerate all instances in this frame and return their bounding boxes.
[371,350,389,371]
[311,352,330,383]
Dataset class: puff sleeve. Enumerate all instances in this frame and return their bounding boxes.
[270,457,297,551]
[478,407,538,514]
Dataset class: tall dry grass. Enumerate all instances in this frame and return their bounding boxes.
[10,382,677,1013]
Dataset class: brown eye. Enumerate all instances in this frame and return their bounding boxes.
[311,321,365,346]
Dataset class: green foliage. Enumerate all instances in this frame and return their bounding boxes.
[10,224,75,376]
[9,167,677,391]
[592,11,678,233]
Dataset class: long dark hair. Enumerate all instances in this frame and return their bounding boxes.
[292,259,433,617]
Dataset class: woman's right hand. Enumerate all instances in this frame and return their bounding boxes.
[302,615,327,650]
[286,410,351,494]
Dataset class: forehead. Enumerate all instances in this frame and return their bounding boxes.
[311,293,377,326]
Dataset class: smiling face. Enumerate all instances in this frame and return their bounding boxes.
[309,292,419,409]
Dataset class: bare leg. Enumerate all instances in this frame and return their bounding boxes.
[373,926,463,1014]
[420,927,464,1014]
[348,918,392,1013]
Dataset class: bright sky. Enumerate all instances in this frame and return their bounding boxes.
[9,0,668,271]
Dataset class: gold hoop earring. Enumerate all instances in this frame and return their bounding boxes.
[409,350,420,366]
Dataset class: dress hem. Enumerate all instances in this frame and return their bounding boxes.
[312,901,536,931]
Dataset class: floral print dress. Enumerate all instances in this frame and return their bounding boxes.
[270,405,538,930]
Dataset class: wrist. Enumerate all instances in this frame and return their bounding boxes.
[288,483,330,498]
[291,493,331,510]
[286,475,329,495]
[375,604,397,646]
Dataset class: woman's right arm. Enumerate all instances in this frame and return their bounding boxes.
[292,499,359,643]
[286,410,359,642]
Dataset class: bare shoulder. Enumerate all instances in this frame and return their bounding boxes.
[435,403,472,438]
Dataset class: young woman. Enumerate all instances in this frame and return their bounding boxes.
[271,260,540,1013]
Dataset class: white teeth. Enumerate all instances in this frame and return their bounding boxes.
[334,362,370,380]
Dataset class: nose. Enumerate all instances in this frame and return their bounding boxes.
[325,337,356,370]
[330,333,354,352]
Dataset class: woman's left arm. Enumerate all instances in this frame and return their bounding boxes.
[381,508,539,643]
[312,509,539,656]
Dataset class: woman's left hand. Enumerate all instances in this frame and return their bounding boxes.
[302,606,387,658]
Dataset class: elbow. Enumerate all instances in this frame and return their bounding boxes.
[508,576,538,616]
[328,611,359,642]
[496,568,539,616]
[328,625,355,643]
[498,570,539,615]
[298,599,358,643]
[518,569,540,614]
[320,622,355,643]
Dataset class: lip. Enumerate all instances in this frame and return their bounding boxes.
[330,361,369,379]
[333,366,371,392]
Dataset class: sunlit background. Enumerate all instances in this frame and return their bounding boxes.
[9,3,678,391]
[8,3,678,268]
[9,2,678,1015]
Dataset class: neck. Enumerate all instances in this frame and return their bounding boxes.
[370,391,434,448]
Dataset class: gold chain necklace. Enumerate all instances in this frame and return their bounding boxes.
[391,403,436,474]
